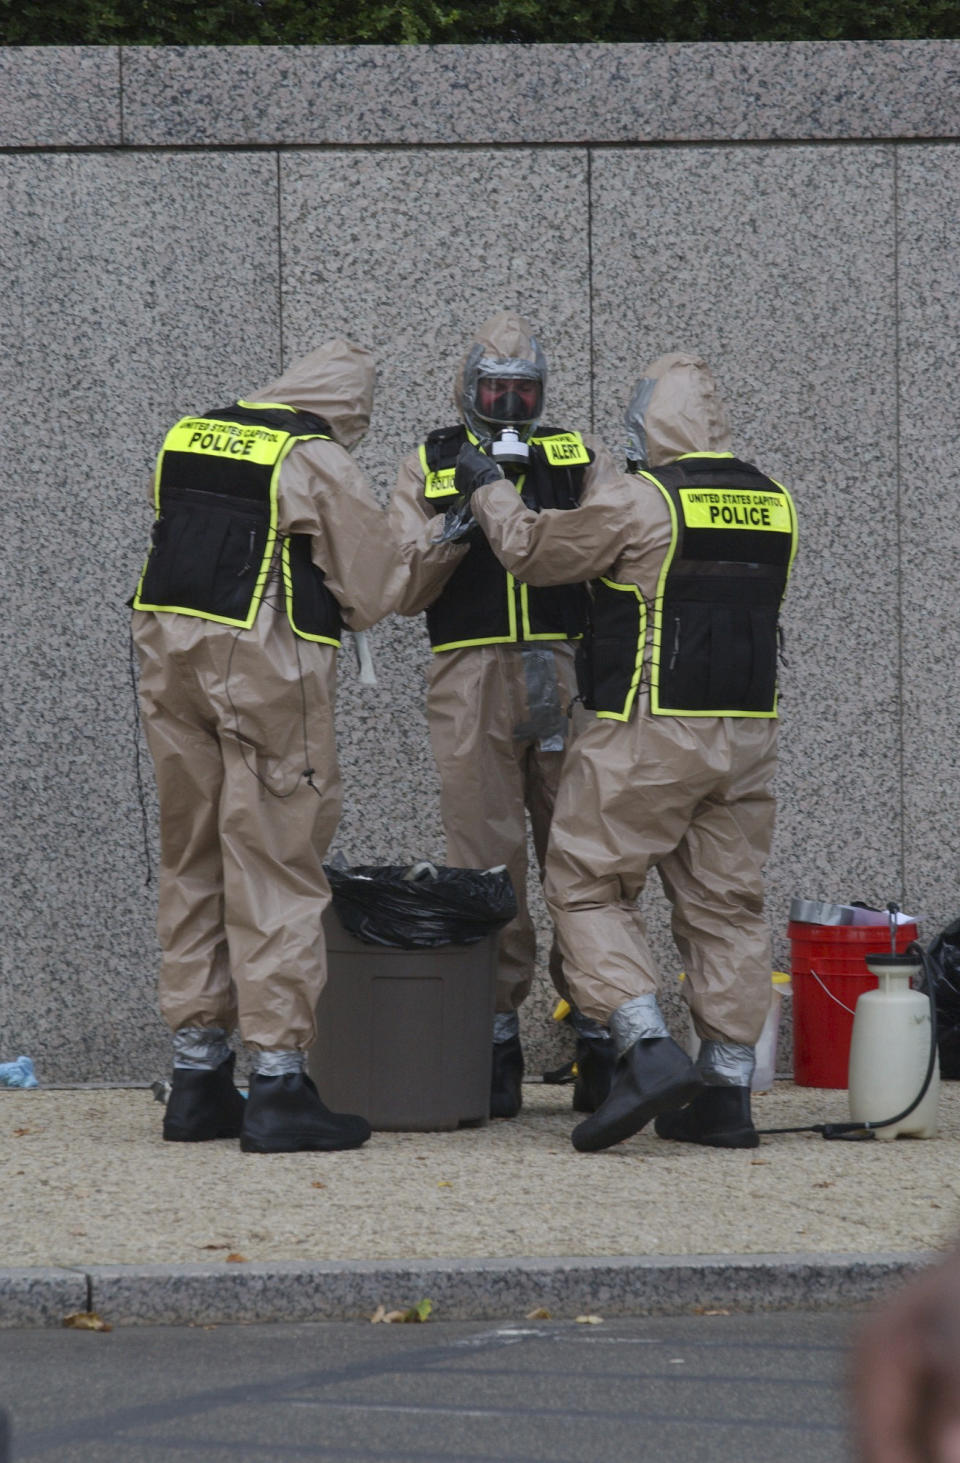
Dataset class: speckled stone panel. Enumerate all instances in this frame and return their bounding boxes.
[279,147,591,1074]
[590,145,901,1037]
[898,146,960,934]
[0,47,120,147]
[0,152,282,1082]
[119,42,960,148]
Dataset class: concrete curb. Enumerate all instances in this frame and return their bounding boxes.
[0,1252,932,1328]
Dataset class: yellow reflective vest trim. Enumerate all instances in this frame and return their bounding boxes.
[430,569,521,652]
[278,539,341,646]
[593,578,649,722]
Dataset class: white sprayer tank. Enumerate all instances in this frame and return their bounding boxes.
[847,952,940,1139]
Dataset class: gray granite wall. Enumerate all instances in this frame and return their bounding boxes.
[1,43,958,1083]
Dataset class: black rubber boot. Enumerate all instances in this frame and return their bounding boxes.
[654,1084,759,1149]
[240,1071,371,1154]
[163,1052,246,1142]
[490,1035,524,1119]
[571,1036,704,1153]
[572,1032,618,1114]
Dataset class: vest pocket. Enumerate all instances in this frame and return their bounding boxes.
[660,600,777,713]
[141,501,267,620]
[744,605,778,709]
[660,603,711,710]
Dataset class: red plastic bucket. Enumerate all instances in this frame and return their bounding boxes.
[789,920,919,1088]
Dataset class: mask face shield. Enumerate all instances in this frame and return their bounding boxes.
[624,376,658,472]
[475,375,542,427]
[461,341,547,440]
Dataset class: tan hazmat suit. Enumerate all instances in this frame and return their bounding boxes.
[133,341,406,1052]
[388,313,624,1014]
[471,354,791,1047]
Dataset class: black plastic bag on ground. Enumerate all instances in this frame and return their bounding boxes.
[324,863,517,949]
[922,916,960,1078]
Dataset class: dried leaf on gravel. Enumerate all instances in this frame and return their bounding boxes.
[225,1253,248,1263]
[311,1182,326,1189]
[63,1312,112,1332]
[199,1243,231,1250]
[575,1314,603,1325]
[694,1307,731,1316]
[13,1128,31,1137]
[526,1307,552,1320]
[437,1181,452,1188]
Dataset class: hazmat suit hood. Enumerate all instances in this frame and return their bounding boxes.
[250,338,375,452]
[455,312,548,440]
[624,352,731,470]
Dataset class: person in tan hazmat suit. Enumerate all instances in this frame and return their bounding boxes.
[132,339,407,1154]
[389,312,623,1118]
[455,352,798,1151]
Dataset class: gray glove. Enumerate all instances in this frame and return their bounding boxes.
[436,497,480,544]
[454,441,503,499]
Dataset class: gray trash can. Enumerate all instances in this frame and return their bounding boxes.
[307,865,514,1131]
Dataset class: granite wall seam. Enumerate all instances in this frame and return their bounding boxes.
[274,149,286,376]
[586,146,596,434]
[117,42,126,148]
[3,138,959,157]
[892,144,907,899]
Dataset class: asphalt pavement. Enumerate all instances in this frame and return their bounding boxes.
[0,1310,856,1463]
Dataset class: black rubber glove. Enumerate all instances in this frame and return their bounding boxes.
[454,441,504,499]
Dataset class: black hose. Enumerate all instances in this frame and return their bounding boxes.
[756,938,938,1140]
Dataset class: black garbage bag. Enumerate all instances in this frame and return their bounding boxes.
[324,863,517,949]
[922,916,960,1078]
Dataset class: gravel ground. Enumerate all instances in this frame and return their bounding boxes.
[3,1082,959,1269]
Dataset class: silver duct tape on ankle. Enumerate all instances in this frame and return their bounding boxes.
[493,1012,520,1043]
[697,1039,756,1086]
[172,1026,230,1071]
[254,1051,306,1076]
[609,995,669,1055]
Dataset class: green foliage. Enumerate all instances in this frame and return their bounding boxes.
[0,0,957,44]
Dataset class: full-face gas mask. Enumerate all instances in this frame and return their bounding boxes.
[624,377,658,473]
[460,341,547,467]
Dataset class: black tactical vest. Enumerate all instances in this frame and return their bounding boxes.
[419,423,591,651]
[580,454,797,720]
[133,402,343,645]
